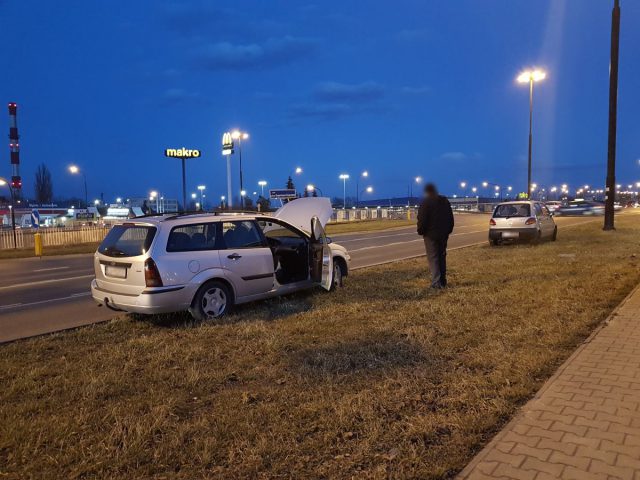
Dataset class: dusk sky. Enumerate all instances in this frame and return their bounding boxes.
[2,1,640,203]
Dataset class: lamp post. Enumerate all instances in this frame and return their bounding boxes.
[197,185,206,211]
[482,181,502,201]
[258,180,267,196]
[0,177,17,248]
[409,176,422,206]
[307,184,324,196]
[360,186,373,206]
[604,0,621,230]
[232,130,249,208]
[517,68,547,199]
[68,165,88,208]
[150,190,159,213]
[339,174,350,209]
[460,181,467,197]
[240,190,247,208]
[356,170,368,207]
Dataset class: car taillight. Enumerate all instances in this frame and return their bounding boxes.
[489,218,496,226]
[144,258,163,287]
[525,217,537,225]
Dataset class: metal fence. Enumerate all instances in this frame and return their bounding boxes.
[0,226,111,250]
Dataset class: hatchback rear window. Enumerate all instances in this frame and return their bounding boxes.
[493,204,530,218]
[98,225,156,257]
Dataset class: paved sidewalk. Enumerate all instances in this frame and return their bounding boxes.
[459,284,640,480]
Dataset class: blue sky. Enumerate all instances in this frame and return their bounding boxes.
[2,0,640,203]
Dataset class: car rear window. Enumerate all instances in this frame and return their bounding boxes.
[98,225,156,257]
[493,204,531,218]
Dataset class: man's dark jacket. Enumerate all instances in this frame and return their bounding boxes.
[417,195,454,239]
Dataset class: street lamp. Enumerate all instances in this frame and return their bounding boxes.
[339,174,350,209]
[0,177,17,248]
[356,170,369,207]
[149,190,160,213]
[258,180,267,196]
[410,176,422,206]
[68,165,88,208]
[197,185,206,210]
[460,181,467,197]
[307,184,324,196]
[231,130,249,208]
[240,190,247,208]
[517,68,547,199]
[220,195,226,209]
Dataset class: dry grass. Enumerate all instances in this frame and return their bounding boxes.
[326,218,415,235]
[2,216,640,479]
[0,242,99,260]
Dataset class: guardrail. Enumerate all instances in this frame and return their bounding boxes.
[0,226,111,250]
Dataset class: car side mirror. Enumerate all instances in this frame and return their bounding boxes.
[325,236,333,244]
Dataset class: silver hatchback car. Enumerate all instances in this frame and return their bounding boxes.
[489,201,557,245]
[91,198,350,320]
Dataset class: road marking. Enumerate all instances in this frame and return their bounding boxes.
[0,292,91,312]
[0,274,94,291]
[348,230,486,252]
[33,266,70,273]
[336,223,488,243]
[352,241,487,270]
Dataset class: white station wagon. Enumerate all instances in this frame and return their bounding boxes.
[91,198,350,319]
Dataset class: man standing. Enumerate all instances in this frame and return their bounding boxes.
[417,183,454,289]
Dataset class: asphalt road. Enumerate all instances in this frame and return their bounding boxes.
[0,213,621,343]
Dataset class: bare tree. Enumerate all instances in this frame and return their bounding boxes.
[34,163,53,204]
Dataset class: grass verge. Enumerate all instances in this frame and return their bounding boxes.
[2,216,640,479]
[0,242,99,260]
[327,218,415,235]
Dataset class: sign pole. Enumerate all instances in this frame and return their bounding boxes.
[181,158,187,212]
[604,0,620,231]
[226,155,233,209]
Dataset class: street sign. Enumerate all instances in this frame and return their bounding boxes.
[269,189,297,200]
[31,209,40,228]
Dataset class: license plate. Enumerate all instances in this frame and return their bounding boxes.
[105,265,127,279]
[502,231,519,239]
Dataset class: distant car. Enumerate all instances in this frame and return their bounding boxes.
[555,201,604,216]
[544,201,563,213]
[91,198,351,320]
[489,201,557,245]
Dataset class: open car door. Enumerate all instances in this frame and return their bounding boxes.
[309,216,333,291]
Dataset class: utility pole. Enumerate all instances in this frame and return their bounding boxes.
[604,0,621,231]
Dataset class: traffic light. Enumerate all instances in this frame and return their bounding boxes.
[10,176,22,190]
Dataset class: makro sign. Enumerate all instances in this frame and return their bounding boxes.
[165,147,201,158]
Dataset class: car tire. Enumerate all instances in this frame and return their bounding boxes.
[531,230,542,245]
[190,280,233,321]
[552,227,558,241]
[330,259,345,290]
[490,238,500,246]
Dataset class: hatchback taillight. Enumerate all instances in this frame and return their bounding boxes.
[489,218,496,226]
[525,217,537,225]
[144,258,163,287]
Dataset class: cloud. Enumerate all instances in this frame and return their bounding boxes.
[440,152,482,162]
[288,81,388,120]
[313,81,385,103]
[396,28,429,42]
[192,36,317,70]
[159,88,201,105]
[401,85,431,95]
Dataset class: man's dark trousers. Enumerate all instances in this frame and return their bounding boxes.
[423,235,448,288]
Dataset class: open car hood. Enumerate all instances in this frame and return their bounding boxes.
[274,197,333,233]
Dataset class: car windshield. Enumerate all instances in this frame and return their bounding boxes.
[493,204,530,218]
[98,225,156,257]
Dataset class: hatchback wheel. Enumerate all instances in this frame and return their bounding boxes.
[330,261,344,290]
[552,226,558,241]
[190,280,233,321]
[531,230,542,245]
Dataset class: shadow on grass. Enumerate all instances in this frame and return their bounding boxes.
[292,332,428,376]
[131,291,317,329]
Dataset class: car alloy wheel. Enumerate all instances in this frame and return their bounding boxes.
[331,261,344,290]
[202,287,227,318]
[190,280,233,321]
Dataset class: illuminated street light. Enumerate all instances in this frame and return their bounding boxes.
[356,171,370,207]
[339,174,350,209]
[517,68,547,198]
[231,130,249,208]
[295,167,303,174]
[197,185,206,210]
[68,164,88,208]
[258,180,267,196]
[116,197,122,204]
